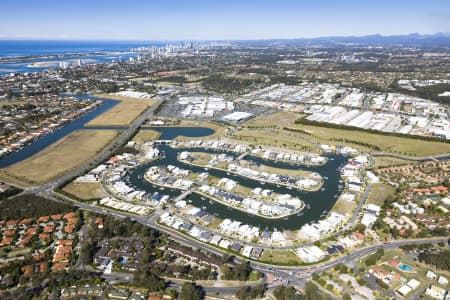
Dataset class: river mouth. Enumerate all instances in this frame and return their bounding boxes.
[124,127,348,231]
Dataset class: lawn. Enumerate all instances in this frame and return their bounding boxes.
[232,128,316,151]
[246,111,303,127]
[366,183,396,206]
[259,249,303,265]
[291,124,450,156]
[87,93,155,126]
[205,217,223,229]
[62,182,107,200]
[1,130,119,185]
[189,152,217,166]
[331,198,357,215]
[256,162,313,178]
[131,129,161,143]
[373,156,415,169]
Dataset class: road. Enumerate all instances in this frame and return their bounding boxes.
[11,93,447,291]
[343,183,371,231]
[44,189,448,277]
[101,271,263,295]
[371,151,450,162]
[45,188,448,294]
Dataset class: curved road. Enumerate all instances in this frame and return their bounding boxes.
[43,190,448,280]
[371,151,450,162]
[13,95,447,290]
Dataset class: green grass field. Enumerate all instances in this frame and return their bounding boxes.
[62,182,107,200]
[366,183,396,206]
[291,124,450,156]
[1,130,119,185]
[259,249,303,265]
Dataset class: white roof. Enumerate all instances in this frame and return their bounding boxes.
[222,111,254,121]
[407,278,420,290]
[397,285,412,296]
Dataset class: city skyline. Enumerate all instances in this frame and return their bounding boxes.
[1,0,450,40]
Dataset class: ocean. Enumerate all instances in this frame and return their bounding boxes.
[0,40,164,75]
[0,40,161,57]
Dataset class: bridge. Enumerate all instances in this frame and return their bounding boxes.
[173,190,192,202]
[154,140,173,145]
[236,152,248,160]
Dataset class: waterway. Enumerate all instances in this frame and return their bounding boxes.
[1,107,348,231]
[0,40,161,76]
[0,95,119,168]
[124,127,349,231]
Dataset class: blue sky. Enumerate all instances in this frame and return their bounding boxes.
[1,0,450,40]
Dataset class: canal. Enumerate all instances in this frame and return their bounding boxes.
[125,127,349,231]
[0,95,120,168]
[1,103,349,231]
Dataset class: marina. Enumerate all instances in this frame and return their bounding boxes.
[123,127,349,230]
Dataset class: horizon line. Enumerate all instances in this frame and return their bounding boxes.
[1,32,449,43]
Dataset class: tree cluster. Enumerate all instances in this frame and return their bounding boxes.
[418,250,450,271]
[0,194,74,220]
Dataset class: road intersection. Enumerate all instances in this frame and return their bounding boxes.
[13,95,448,292]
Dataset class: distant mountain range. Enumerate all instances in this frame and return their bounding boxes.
[235,33,450,47]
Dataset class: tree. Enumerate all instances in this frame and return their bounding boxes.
[220,261,253,281]
[365,249,384,266]
[236,284,266,300]
[273,285,305,300]
[236,286,249,300]
[250,284,265,299]
[180,282,203,300]
[304,281,332,300]
[342,294,351,300]
[166,287,178,300]
[235,261,251,281]
[355,223,366,234]
[418,250,450,271]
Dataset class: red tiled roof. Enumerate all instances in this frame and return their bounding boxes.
[50,214,63,221]
[63,212,76,219]
[22,265,33,277]
[38,216,50,223]
[52,262,68,272]
[19,218,34,225]
[33,253,46,261]
[5,220,18,227]
[3,229,16,237]
[37,261,48,273]
[43,225,55,233]
[64,225,74,234]
[26,227,38,235]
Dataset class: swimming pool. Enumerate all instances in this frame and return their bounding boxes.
[399,264,413,271]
